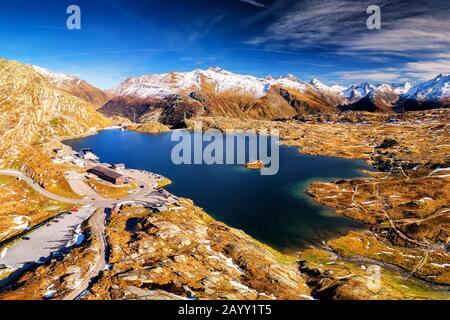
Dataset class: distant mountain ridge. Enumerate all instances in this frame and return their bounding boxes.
[111,67,309,99]
[394,74,450,111]
[340,82,413,112]
[11,61,448,128]
[103,67,448,125]
[1,56,446,162]
[102,67,341,124]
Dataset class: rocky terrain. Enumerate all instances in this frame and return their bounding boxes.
[0,200,312,300]
[0,176,71,242]
[298,247,449,300]
[2,109,448,300]
[126,121,170,134]
[0,58,110,166]
[86,200,311,300]
[184,110,450,299]
[32,65,112,109]
[0,57,110,243]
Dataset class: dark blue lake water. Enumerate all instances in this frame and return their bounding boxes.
[65,129,372,252]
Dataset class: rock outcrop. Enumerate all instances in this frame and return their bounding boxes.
[32,65,112,109]
[0,58,110,164]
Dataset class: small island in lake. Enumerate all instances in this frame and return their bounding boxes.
[244,160,265,170]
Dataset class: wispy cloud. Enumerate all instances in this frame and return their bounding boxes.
[0,24,67,30]
[239,0,265,8]
[402,55,450,80]
[338,70,401,82]
[187,14,226,42]
[247,1,450,53]
[345,16,450,55]
[244,0,450,82]
[245,0,367,48]
[338,55,450,84]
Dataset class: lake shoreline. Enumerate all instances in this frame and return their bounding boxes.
[56,112,450,299]
[3,111,448,300]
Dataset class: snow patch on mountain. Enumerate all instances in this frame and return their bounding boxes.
[31,65,80,85]
[112,68,307,99]
[402,74,450,101]
[309,79,347,94]
[343,82,376,102]
[342,81,413,102]
[391,82,413,95]
[110,67,448,107]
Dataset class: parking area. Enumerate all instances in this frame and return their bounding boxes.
[0,206,95,270]
[65,171,106,200]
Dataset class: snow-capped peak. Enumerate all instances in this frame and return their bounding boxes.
[112,68,308,99]
[281,73,300,82]
[402,74,450,101]
[343,81,414,102]
[310,78,324,86]
[343,82,376,101]
[392,82,413,94]
[207,66,225,73]
[309,78,348,94]
[31,65,79,85]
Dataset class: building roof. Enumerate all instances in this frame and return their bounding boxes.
[90,166,124,179]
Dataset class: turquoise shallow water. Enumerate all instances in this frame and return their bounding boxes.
[65,129,373,252]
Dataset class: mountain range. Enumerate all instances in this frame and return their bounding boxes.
[1,58,449,144]
[99,67,449,125]
[99,68,450,125]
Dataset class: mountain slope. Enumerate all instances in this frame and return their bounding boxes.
[111,67,308,99]
[32,66,112,109]
[0,58,110,163]
[340,82,412,113]
[395,74,450,111]
[102,68,337,125]
[102,68,448,123]
[308,79,347,107]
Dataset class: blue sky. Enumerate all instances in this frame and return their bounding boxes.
[0,0,449,89]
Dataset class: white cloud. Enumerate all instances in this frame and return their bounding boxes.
[338,56,450,83]
[338,70,400,82]
[240,0,265,8]
[254,0,364,47]
[345,16,450,54]
[246,0,450,57]
[244,0,450,83]
[402,57,450,80]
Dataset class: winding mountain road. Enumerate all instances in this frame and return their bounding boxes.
[0,169,164,299]
[0,169,152,207]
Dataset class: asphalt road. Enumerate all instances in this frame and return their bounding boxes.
[0,206,95,269]
[0,169,152,207]
[0,169,176,299]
